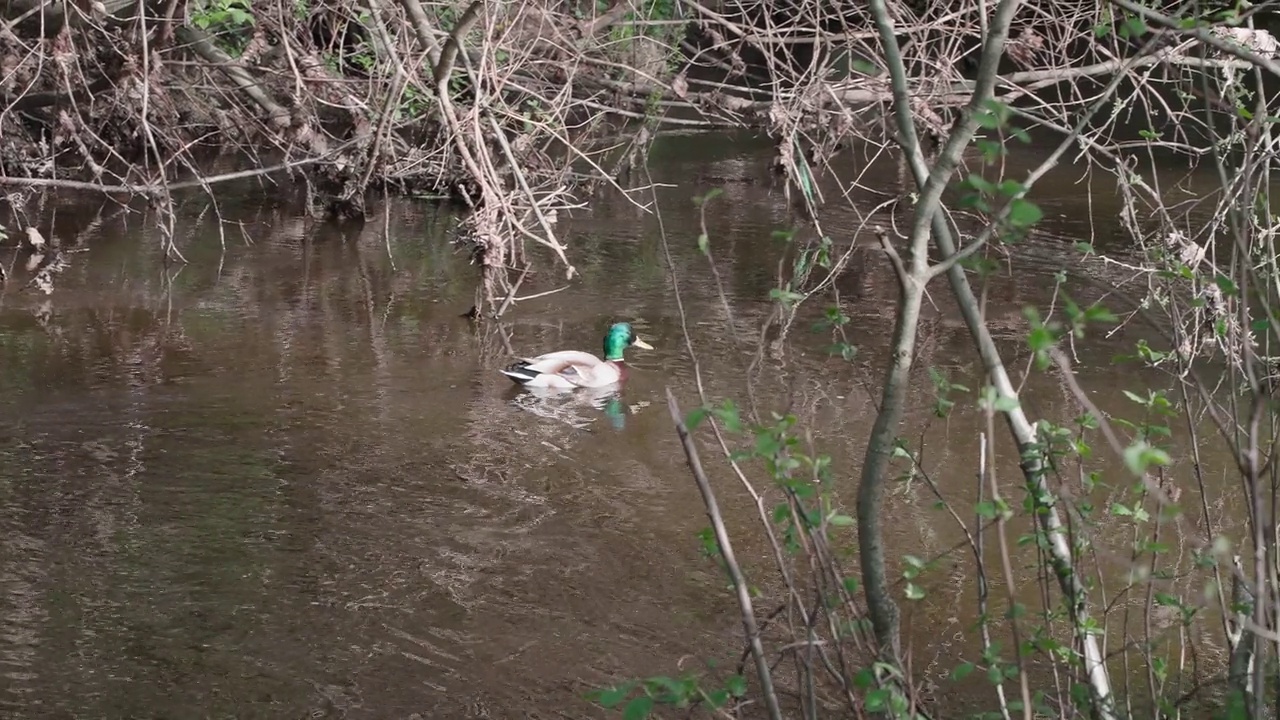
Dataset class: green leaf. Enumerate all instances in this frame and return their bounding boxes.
[905,583,925,600]
[1124,441,1171,476]
[997,179,1026,197]
[1085,304,1118,323]
[993,394,1020,412]
[769,288,805,306]
[827,342,857,361]
[1120,15,1147,37]
[646,676,687,703]
[754,432,781,458]
[623,696,653,720]
[982,99,1011,124]
[726,674,747,697]
[976,139,1004,162]
[966,175,997,195]
[851,59,877,75]
[714,400,743,433]
[866,688,891,711]
[697,233,709,255]
[1007,198,1044,228]
[685,406,709,430]
[828,514,856,527]
[705,688,730,708]
[1214,274,1239,297]
[595,683,635,708]
[957,193,991,212]
[1027,325,1053,352]
[974,111,1000,130]
[693,188,724,207]
[952,662,976,680]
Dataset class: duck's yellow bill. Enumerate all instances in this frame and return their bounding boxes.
[632,337,654,350]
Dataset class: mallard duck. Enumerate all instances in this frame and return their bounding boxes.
[501,322,654,389]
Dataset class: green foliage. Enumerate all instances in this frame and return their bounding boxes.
[902,555,928,601]
[192,0,254,31]
[592,0,686,83]
[1093,6,1148,38]
[588,670,748,717]
[602,0,684,42]
[816,295,858,360]
[648,121,1261,714]
[396,85,432,122]
[430,3,458,26]
[956,99,1045,246]
[684,398,743,434]
[956,173,1042,240]
[758,228,855,361]
[192,0,254,54]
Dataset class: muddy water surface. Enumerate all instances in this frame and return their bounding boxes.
[0,137,1243,718]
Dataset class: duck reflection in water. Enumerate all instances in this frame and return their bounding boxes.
[511,383,630,430]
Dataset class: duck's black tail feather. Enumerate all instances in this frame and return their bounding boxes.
[501,361,538,384]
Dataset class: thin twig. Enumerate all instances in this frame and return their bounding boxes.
[666,388,783,720]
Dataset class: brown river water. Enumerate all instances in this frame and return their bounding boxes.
[0,133,1246,718]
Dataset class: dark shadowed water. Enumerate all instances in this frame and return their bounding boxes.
[0,135,1244,718]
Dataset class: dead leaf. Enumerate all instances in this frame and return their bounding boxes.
[24,227,44,250]
[671,72,689,100]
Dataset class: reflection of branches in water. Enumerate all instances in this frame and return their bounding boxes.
[0,410,153,714]
[473,321,515,366]
[0,512,49,718]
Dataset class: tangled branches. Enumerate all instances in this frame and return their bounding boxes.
[0,0,1274,311]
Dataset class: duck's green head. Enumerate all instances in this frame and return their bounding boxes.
[604,322,654,361]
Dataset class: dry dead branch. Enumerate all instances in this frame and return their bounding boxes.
[0,0,1264,310]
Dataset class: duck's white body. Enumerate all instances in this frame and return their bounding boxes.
[501,323,653,390]
[501,350,626,389]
